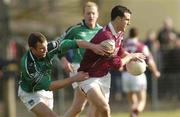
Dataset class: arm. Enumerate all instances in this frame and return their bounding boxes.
[76,40,106,55]
[120,51,131,66]
[109,51,146,71]
[58,29,75,72]
[115,47,142,68]
[60,57,74,72]
[143,46,160,78]
[121,52,146,67]
[59,39,104,72]
[48,71,89,91]
[59,39,106,56]
[147,54,161,79]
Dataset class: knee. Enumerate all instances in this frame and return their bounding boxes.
[98,104,110,114]
[77,105,85,113]
[72,104,85,113]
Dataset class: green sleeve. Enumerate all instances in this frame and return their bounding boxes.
[58,39,78,55]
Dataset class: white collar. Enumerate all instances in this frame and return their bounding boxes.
[108,22,117,36]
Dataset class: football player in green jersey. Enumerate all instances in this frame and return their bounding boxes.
[18,32,106,117]
[59,2,101,117]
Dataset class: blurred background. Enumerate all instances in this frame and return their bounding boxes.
[0,0,180,117]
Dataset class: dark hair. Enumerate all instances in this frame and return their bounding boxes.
[28,32,47,48]
[129,27,138,38]
[111,5,132,21]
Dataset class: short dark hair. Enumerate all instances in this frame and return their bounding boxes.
[111,5,132,21]
[28,32,47,48]
[129,27,138,38]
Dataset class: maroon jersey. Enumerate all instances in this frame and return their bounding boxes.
[123,38,152,62]
[78,23,125,77]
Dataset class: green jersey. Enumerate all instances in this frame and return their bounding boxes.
[19,39,78,92]
[60,20,102,63]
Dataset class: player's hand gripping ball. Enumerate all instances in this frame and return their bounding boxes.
[100,39,115,56]
[126,59,146,76]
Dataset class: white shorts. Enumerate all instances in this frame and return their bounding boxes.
[70,63,80,89]
[18,86,53,111]
[78,73,111,103]
[121,72,147,93]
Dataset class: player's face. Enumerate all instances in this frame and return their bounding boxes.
[117,12,131,32]
[84,5,99,28]
[31,41,48,59]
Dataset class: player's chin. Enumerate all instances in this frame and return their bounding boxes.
[41,53,46,58]
[122,27,126,32]
[89,20,95,25]
[119,28,125,32]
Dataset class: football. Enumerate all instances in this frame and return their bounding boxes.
[126,59,146,76]
[100,39,115,55]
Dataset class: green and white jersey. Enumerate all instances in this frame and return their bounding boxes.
[60,20,102,63]
[19,39,78,92]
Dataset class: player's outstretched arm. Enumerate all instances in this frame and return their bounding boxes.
[49,71,89,91]
[76,40,106,56]
[121,53,146,67]
[109,52,146,71]
[59,39,106,56]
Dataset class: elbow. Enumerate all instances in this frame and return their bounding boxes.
[110,56,122,70]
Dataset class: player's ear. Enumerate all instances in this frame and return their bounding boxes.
[29,47,33,50]
[30,46,36,52]
[118,16,123,21]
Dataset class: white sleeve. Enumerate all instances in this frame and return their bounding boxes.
[142,45,150,57]
[143,45,154,63]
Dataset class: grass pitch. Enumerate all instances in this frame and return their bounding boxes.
[79,109,180,117]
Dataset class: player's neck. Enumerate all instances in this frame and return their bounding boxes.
[111,21,122,34]
[88,24,95,29]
